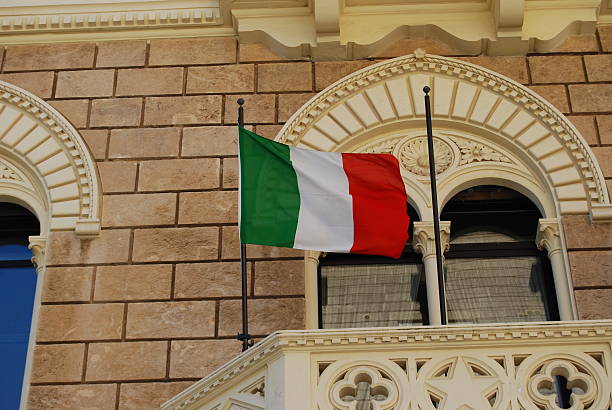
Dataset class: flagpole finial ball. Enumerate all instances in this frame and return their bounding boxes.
[237,98,245,106]
[423,86,431,94]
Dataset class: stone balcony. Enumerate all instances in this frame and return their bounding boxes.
[162,320,612,410]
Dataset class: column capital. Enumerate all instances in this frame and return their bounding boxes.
[28,235,47,274]
[412,221,451,259]
[536,218,562,255]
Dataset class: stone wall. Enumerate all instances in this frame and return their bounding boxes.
[0,32,610,409]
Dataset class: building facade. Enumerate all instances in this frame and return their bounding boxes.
[0,1,611,409]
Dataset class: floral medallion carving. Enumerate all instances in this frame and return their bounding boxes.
[0,161,21,181]
[397,137,454,176]
[456,140,511,165]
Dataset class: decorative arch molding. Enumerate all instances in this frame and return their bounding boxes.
[0,80,101,238]
[277,50,612,222]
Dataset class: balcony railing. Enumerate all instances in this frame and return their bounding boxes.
[162,320,612,410]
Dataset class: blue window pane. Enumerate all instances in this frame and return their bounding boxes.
[0,244,32,261]
[0,262,37,409]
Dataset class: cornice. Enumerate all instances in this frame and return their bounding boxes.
[0,0,222,40]
[0,0,608,56]
[162,320,612,410]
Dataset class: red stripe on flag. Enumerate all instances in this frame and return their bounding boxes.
[341,153,409,259]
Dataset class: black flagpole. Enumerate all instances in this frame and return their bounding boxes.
[423,86,447,325]
[236,98,253,351]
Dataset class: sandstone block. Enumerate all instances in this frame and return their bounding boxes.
[86,341,167,381]
[278,93,315,122]
[126,301,216,338]
[563,215,612,249]
[598,25,612,52]
[29,384,116,410]
[118,382,194,410]
[569,84,612,113]
[96,40,146,67]
[94,264,172,301]
[37,303,124,341]
[315,61,378,91]
[80,129,108,159]
[457,56,529,84]
[370,38,467,58]
[109,127,180,159]
[584,54,612,82]
[528,56,585,84]
[550,35,599,53]
[170,340,241,378]
[0,71,54,98]
[132,227,219,262]
[239,43,290,62]
[258,62,312,92]
[178,191,237,224]
[46,229,131,265]
[174,262,249,298]
[187,65,254,94]
[222,157,238,189]
[4,43,94,71]
[90,98,142,127]
[592,147,612,177]
[42,267,94,302]
[221,225,303,259]
[570,250,612,287]
[255,124,283,139]
[149,37,236,65]
[575,289,612,320]
[219,298,305,336]
[254,260,305,296]
[98,161,137,193]
[223,94,275,124]
[31,344,85,383]
[567,116,597,145]
[182,126,237,157]
[138,158,219,191]
[116,67,184,96]
[101,193,176,227]
[144,95,222,125]
[596,115,612,144]
[529,85,569,113]
[48,99,89,128]
[55,69,114,98]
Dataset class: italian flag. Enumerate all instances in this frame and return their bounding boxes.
[239,128,409,259]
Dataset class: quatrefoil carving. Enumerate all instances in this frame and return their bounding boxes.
[528,360,597,410]
[330,366,399,410]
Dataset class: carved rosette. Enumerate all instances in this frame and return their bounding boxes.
[357,133,516,181]
[397,137,453,177]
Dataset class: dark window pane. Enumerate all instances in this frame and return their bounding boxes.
[321,263,426,328]
[445,256,550,324]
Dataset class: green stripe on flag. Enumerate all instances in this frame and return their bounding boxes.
[239,128,301,247]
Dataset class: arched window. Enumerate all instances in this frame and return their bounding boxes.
[0,202,39,409]
[441,186,559,324]
[318,204,427,328]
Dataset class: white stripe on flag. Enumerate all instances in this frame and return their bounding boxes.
[290,147,354,252]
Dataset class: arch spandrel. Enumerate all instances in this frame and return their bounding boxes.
[0,80,101,237]
[277,51,611,221]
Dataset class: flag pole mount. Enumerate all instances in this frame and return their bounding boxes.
[423,86,448,325]
[236,98,253,351]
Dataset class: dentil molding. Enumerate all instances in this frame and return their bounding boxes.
[0,0,610,56]
[0,80,101,237]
